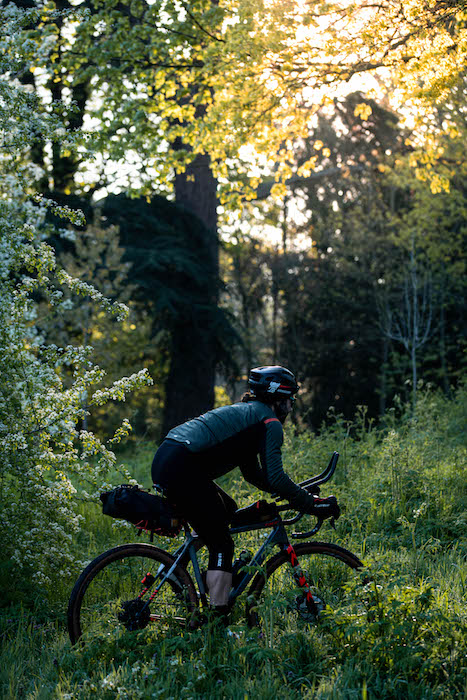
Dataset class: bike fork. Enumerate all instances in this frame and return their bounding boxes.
[284,544,320,615]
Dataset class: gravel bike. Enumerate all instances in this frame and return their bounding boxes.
[67,452,363,644]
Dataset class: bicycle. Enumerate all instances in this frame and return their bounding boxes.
[67,452,363,644]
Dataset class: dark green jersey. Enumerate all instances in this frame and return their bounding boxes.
[165,401,315,511]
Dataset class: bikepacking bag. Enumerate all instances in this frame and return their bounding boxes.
[230,499,279,528]
[100,485,181,537]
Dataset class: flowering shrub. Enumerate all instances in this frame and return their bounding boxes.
[0,4,152,590]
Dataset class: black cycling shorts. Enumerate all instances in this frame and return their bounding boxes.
[151,440,235,572]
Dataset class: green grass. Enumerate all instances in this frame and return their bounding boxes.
[1,386,466,699]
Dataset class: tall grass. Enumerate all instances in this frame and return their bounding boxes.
[1,385,466,699]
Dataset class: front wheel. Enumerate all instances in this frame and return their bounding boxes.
[245,541,363,630]
[67,543,198,645]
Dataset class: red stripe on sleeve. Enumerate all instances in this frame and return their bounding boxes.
[264,418,280,424]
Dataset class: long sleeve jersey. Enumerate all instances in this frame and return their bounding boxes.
[165,400,315,511]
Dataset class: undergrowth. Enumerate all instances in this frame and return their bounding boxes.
[1,385,466,699]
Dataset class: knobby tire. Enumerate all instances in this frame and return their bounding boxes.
[67,543,198,645]
[245,541,363,628]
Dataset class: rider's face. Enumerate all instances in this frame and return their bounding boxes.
[275,397,294,423]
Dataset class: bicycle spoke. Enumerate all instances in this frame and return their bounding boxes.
[68,545,197,643]
[247,542,362,632]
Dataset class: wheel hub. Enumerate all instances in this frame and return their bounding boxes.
[295,594,325,622]
[118,598,151,631]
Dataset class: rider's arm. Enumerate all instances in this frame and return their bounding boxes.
[239,457,275,493]
[260,418,317,512]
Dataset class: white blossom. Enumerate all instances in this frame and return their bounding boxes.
[0,3,152,588]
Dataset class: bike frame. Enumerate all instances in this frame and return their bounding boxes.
[143,451,340,615]
[147,511,325,616]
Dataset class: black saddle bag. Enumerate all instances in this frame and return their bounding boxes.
[100,484,181,537]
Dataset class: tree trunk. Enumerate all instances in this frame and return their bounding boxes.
[161,154,219,435]
[162,314,218,432]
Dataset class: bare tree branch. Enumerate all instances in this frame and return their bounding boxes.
[378,238,436,410]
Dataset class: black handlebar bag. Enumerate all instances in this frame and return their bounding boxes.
[230,500,279,527]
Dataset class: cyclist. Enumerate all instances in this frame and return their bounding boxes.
[151,365,340,621]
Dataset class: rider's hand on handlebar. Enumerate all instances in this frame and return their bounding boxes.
[307,495,340,521]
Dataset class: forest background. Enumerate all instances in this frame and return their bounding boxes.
[0,0,466,697]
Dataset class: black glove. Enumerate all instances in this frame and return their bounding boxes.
[307,495,340,520]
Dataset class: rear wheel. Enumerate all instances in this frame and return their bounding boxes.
[245,541,362,630]
[67,543,198,644]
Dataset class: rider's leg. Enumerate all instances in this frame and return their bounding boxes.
[206,570,233,606]
[205,531,235,607]
[152,445,235,616]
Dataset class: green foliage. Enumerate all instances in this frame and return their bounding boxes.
[224,88,466,426]
[101,194,219,322]
[41,218,164,436]
[8,0,466,431]
[1,2,466,696]
[0,4,152,602]
[2,386,465,698]
[17,0,467,203]
[100,192,239,434]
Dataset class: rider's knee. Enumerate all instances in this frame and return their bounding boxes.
[207,537,235,572]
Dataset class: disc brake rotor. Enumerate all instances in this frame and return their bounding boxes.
[295,594,325,622]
